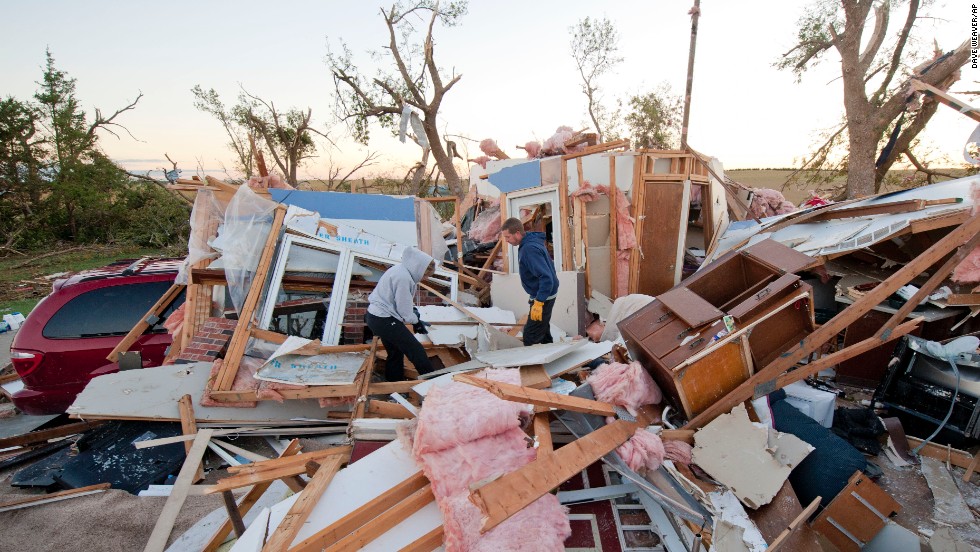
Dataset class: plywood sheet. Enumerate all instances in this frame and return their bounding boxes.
[67,363,334,423]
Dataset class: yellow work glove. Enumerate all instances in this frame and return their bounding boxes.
[530,300,544,322]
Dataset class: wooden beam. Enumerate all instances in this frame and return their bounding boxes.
[263,454,346,552]
[0,421,103,449]
[214,207,286,393]
[907,437,974,470]
[323,484,435,552]
[560,139,630,161]
[351,338,379,423]
[0,483,110,513]
[106,284,185,362]
[684,215,980,430]
[609,155,619,298]
[221,491,247,538]
[289,471,428,552]
[533,408,553,455]
[224,446,352,476]
[470,420,638,531]
[178,394,204,483]
[910,79,980,123]
[947,294,980,306]
[399,526,444,552]
[143,428,214,552]
[201,439,303,552]
[366,400,414,419]
[453,374,617,416]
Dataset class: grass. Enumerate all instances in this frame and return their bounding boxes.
[0,244,178,315]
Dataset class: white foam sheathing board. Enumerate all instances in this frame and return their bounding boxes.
[475,340,587,368]
[418,306,518,346]
[544,341,613,377]
[491,271,586,336]
[692,404,813,509]
[230,439,441,551]
[67,363,334,423]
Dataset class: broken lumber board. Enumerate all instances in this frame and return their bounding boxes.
[533,407,553,454]
[366,400,414,419]
[0,421,103,449]
[202,439,303,552]
[453,373,617,416]
[400,526,444,552]
[910,79,980,123]
[319,484,435,552]
[907,437,975,469]
[178,394,204,483]
[947,294,980,306]
[225,445,351,475]
[135,427,271,449]
[0,482,111,513]
[263,454,346,552]
[684,214,980,430]
[143,428,214,552]
[470,419,638,531]
[274,471,431,552]
[210,439,270,463]
[519,364,551,389]
[806,198,962,222]
[560,139,631,160]
[213,207,286,394]
[106,283,185,362]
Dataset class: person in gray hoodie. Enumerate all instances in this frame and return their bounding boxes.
[365,247,436,381]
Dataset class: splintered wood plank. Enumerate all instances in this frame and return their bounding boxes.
[470,419,638,532]
[399,526,444,552]
[290,471,429,552]
[263,454,346,552]
[177,394,204,483]
[453,374,617,416]
[0,421,103,449]
[201,440,303,552]
[533,408,553,455]
[684,214,980,430]
[0,483,111,513]
[519,364,551,389]
[323,485,435,552]
[214,207,286,393]
[143,428,214,552]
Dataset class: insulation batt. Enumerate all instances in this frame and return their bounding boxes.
[952,181,980,283]
[470,155,491,169]
[412,368,570,551]
[479,138,501,158]
[467,205,502,244]
[748,188,797,219]
[163,302,185,335]
[617,428,666,472]
[524,141,542,159]
[663,439,693,465]
[587,361,663,414]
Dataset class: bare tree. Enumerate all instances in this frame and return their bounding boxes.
[191,85,254,178]
[323,148,381,191]
[569,17,623,142]
[238,89,320,185]
[327,1,468,197]
[778,0,971,198]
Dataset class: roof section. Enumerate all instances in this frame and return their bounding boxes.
[269,190,416,222]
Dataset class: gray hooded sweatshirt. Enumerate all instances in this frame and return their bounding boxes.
[367,247,434,324]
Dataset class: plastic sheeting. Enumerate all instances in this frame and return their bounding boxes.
[467,204,501,244]
[175,189,225,285]
[210,186,280,316]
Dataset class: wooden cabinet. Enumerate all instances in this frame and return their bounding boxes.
[618,240,817,418]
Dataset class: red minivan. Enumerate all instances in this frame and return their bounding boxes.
[10,258,185,415]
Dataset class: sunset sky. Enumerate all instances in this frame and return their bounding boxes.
[1,0,975,181]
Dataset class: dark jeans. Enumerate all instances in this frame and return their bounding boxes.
[365,311,434,381]
[523,298,555,346]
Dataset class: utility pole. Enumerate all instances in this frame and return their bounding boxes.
[680,1,701,149]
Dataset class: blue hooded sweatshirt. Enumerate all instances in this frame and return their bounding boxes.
[517,231,559,302]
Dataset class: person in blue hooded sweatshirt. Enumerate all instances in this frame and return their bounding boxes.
[365,247,435,381]
[500,217,559,345]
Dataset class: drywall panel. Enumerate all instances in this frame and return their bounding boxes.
[491,271,587,336]
[565,153,636,194]
[475,340,586,368]
[67,363,335,423]
[587,246,612,298]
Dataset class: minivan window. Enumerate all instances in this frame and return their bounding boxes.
[42,281,185,339]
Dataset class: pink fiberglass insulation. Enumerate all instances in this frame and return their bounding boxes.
[201,358,258,408]
[663,439,693,465]
[571,180,601,202]
[479,138,503,158]
[617,428,666,473]
[616,250,631,298]
[246,174,294,190]
[412,368,570,551]
[468,205,502,244]
[413,368,529,455]
[597,184,637,250]
[470,155,491,169]
[749,188,797,219]
[587,361,663,413]
[586,320,605,342]
[525,141,542,159]
[163,303,185,335]
[953,182,980,283]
